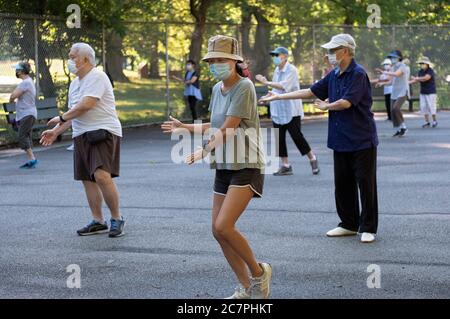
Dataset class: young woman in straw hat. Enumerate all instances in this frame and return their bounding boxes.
[161,35,272,299]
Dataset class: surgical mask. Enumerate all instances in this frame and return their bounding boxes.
[383,65,390,70]
[420,64,428,70]
[390,57,399,64]
[67,59,78,74]
[210,63,231,81]
[272,56,281,66]
[327,53,341,67]
[186,64,193,71]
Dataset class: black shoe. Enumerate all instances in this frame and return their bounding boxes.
[392,130,401,137]
[109,218,125,238]
[77,220,108,236]
[310,157,320,175]
[273,166,293,176]
[422,122,430,128]
[398,128,408,137]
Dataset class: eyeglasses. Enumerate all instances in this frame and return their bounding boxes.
[328,47,346,54]
[270,53,279,57]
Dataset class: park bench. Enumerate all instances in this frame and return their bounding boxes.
[2,97,62,141]
[371,85,419,112]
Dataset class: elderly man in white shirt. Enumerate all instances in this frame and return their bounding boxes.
[256,47,319,176]
[40,42,125,238]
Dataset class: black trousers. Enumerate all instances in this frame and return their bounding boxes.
[187,95,198,121]
[384,93,391,120]
[334,147,378,234]
[273,116,311,158]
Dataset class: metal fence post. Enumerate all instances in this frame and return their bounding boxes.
[165,22,170,118]
[102,24,106,70]
[33,18,40,98]
[392,25,396,48]
[312,24,316,83]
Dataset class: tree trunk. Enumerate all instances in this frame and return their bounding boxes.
[37,48,56,98]
[290,26,303,67]
[253,8,272,75]
[240,8,253,58]
[149,36,160,78]
[188,0,211,63]
[105,31,130,83]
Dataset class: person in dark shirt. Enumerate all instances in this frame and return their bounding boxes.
[172,59,203,122]
[410,56,437,127]
[259,34,379,243]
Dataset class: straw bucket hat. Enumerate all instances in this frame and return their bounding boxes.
[202,35,244,62]
[417,56,433,67]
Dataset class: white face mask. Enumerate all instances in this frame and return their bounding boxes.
[186,64,193,71]
[327,53,341,67]
[68,59,78,74]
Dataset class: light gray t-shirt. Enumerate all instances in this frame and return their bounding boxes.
[208,77,265,170]
[15,76,37,121]
[391,62,410,100]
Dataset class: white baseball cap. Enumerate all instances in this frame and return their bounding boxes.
[321,34,356,50]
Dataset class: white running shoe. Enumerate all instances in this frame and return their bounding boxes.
[326,227,357,237]
[361,232,376,243]
[66,144,74,151]
[249,263,272,299]
[225,285,250,299]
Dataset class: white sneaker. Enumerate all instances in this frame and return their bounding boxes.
[66,144,74,151]
[326,227,357,237]
[249,263,272,299]
[225,285,250,299]
[361,232,376,243]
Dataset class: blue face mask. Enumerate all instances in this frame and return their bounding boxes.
[210,63,231,81]
[390,57,399,64]
[273,56,281,66]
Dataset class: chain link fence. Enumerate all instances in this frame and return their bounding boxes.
[1,13,449,144]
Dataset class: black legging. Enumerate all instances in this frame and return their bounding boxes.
[384,93,391,120]
[187,95,198,120]
[273,116,311,158]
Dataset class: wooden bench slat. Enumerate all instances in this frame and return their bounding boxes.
[36,108,59,120]
[36,97,57,109]
[3,102,16,113]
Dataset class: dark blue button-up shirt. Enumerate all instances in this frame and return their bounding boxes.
[311,59,378,152]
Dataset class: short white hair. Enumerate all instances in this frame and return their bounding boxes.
[347,46,355,57]
[71,42,96,66]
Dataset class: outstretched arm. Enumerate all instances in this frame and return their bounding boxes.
[258,88,316,104]
[161,116,210,134]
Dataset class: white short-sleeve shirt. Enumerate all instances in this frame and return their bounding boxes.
[70,68,122,138]
[270,62,303,125]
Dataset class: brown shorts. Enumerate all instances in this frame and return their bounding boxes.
[73,131,121,182]
[214,168,264,198]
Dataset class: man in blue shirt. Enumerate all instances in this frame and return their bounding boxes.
[259,34,379,243]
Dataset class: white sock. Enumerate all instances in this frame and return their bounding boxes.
[283,163,291,168]
[309,155,316,161]
[400,123,407,129]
